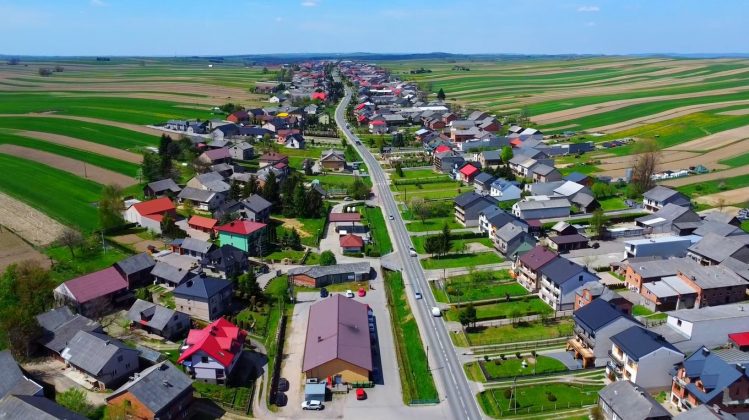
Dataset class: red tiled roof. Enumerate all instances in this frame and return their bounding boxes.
[311,91,327,101]
[434,145,451,153]
[729,332,749,346]
[132,197,175,216]
[215,220,266,236]
[459,164,479,177]
[143,214,164,222]
[178,318,246,368]
[357,115,368,122]
[259,152,288,162]
[188,215,218,230]
[329,212,361,223]
[510,139,523,146]
[370,120,386,126]
[340,234,364,248]
[355,103,366,110]
[62,267,128,303]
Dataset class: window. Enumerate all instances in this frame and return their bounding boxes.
[677,319,682,327]
[201,356,209,363]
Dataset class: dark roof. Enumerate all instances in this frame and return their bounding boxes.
[688,233,749,263]
[564,172,589,183]
[115,253,155,276]
[127,300,185,332]
[549,233,589,245]
[0,351,42,398]
[303,295,372,373]
[147,179,181,194]
[610,326,682,361]
[597,381,670,420]
[454,191,486,208]
[150,261,192,285]
[538,257,586,285]
[518,245,557,270]
[473,172,495,185]
[200,245,248,273]
[573,299,636,335]
[61,331,137,376]
[644,185,688,203]
[241,194,272,213]
[108,362,192,416]
[0,395,87,420]
[173,275,232,300]
[289,262,371,279]
[681,347,749,404]
[36,307,102,354]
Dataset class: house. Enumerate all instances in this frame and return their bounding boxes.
[114,253,155,289]
[458,163,480,183]
[512,198,571,220]
[240,194,273,223]
[494,223,536,259]
[643,186,691,212]
[320,149,347,172]
[289,262,371,288]
[302,295,372,383]
[127,300,190,341]
[340,234,364,253]
[284,133,306,149]
[489,179,522,202]
[472,172,495,193]
[258,151,289,168]
[550,221,578,236]
[454,192,498,227]
[187,172,230,193]
[687,233,749,266]
[53,267,129,317]
[36,307,103,356]
[369,120,387,134]
[674,405,739,419]
[624,258,683,292]
[703,211,742,227]
[607,326,684,390]
[177,318,246,385]
[565,172,592,187]
[106,361,193,420]
[0,351,43,398]
[567,299,639,368]
[198,147,232,166]
[670,346,749,414]
[200,245,249,279]
[0,395,87,420]
[636,204,702,234]
[625,236,700,259]
[478,150,503,168]
[598,380,671,420]
[670,261,747,308]
[173,275,233,322]
[144,179,182,199]
[215,220,266,256]
[548,234,589,253]
[574,283,633,314]
[640,276,699,312]
[150,261,193,287]
[229,142,254,161]
[514,245,557,292]
[187,215,218,233]
[529,164,562,183]
[648,304,749,353]
[124,198,177,233]
[177,187,224,212]
[61,331,139,389]
[537,257,600,310]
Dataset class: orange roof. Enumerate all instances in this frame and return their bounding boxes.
[132,197,175,216]
[215,220,266,235]
[340,234,364,248]
[188,215,217,230]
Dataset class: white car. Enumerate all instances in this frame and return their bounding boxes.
[415,291,423,300]
[389,215,394,220]
[409,247,418,257]
[345,290,355,298]
[302,400,324,411]
[431,307,442,317]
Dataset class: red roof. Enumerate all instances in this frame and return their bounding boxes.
[510,139,523,147]
[329,212,361,223]
[61,267,128,304]
[132,197,175,216]
[729,332,749,346]
[370,120,386,126]
[435,144,451,153]
[215,220,266,236]
[188,215,218,230]
[143,214,164,222]
[340,234,364,248]
[178,318,246,368]
[459,164,479,177]
[355,103,366,110]
[311,91,327,101]
[357,115,369,122]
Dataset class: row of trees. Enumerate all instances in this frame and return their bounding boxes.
[423,224,453,258]
[141,135,195,183]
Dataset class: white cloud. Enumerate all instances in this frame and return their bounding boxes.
[577,5,600,12]
[301,1,317,6]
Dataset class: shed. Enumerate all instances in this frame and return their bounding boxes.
[304,383,326,402]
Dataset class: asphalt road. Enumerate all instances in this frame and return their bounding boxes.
[335,87,482,420]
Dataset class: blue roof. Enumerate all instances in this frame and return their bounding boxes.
[573,299,636,334]
[610,326,682,361]
[173,275,231,300]
[682,347,748,404]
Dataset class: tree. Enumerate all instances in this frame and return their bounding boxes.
[237,271,260,301]
[458,304,477,329]
[56,389,95,418]
[288,228,301,250]
[589,208,607,239]
[303,188,325,218]
[58,228,83,258]
[409,197,430,224]
[319,250,337,266]
[134,287,151,302]
[182,199,194,217]
[242,176,258,198]
[261,172,280,208]
[424,236,441,257]
[631,138,661,194]
[158,134,172,157]
[439,223,452,257]
[436,88,446,101]
[141,152,161,182]
[160,213,186,239]
[229,180,241,200]
[347,176,371,200]
[344,144,359,162]
[500,145,513,164]
[98,184,125,231]
[394,162,404,178]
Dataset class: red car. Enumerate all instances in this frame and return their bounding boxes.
[358,288,366,297]
[356,388,367,400]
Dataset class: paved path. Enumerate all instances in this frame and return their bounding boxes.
[408,227,479,237]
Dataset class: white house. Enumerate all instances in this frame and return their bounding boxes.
[177,318,245,385]
[607,326,684,390]
[648,303,749,354]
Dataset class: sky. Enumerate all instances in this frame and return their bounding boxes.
[0,0,747,56]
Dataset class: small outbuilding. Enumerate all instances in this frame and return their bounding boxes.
[304,383,326,402]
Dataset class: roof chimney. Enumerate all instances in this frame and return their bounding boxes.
[702,348,711,356]
[186,280,193,287]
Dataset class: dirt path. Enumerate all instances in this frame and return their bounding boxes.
[719,109,749,116]
[0,192,65,246]
[661,166,749,187]
[667,125,749,151]
[15,130,143,163]
[0,113,164,136]
[694,187,749,206]
[586,100,749,133]
[0,145,137,186]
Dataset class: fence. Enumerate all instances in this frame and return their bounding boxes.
[472,337,572,355]
[268,313,288,407]
[491,398,598,418]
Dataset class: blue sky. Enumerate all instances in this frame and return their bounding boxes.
[0,0,747,56]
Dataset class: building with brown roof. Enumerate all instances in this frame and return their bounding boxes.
[513,245,557,292]
[302,295,372,383]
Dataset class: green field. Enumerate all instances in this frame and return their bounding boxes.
[446,297,552,322]
[363,205,393,254]
[431,270,526,303]
[0,154,102,231]
[0,117,158,149]
[394,168,448,180]
[677,173,749,198]
[404,217,462,232]
[411,234,493,254]
[421,252,503,269]
[460,319,575,347]
[478,383,602,418]
[466,355,568,382]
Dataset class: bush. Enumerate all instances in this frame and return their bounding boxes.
[516,352,522,359]
[547,392,557,402]
[503,388,512,399]
[484,355,490,362]
[493,359,501,365]
[319,250,336,266]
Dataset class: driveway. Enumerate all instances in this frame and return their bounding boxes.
[23,358,109,406]
[545,350,583,370]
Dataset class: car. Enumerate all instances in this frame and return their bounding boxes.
[389,215,394,220]
[431,307,442,317]
[302,400,324,411]
[345,290,355,298]
[356,388,367,400]
[409,247,417,257]
[355,140,361,145]
[415,291,422,300]
[358,288,366,297]
[343,196,352,201]
[320,287,329,298]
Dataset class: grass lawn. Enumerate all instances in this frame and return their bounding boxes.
[598,197,629,211]
[384,270,439,403]
[263,248,319,265]
[46,243,132,284]
[236,306,271,337]
[363,205,393,254]
[421,252,503,270]
[411,234,493,254]
[632,305,654,317]
[432,270,525,303]
[446,297,552,322]
[0,154,103,231]
[395,168,448,179]
[478,383,602,418]
[720,152,749,168]
[462,319,575,347]
[405,217,462,232]
[470,355,568,380]
[742,220,749,233]
[273,216,326,247]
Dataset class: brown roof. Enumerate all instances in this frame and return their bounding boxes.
[302,295,372,373]
[340,234,364,248]
[329,212,361,223]
[518,245,557,270]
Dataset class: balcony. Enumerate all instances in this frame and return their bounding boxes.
[567,337,595,368]
[606,361,623,378]
[608,350,625,368]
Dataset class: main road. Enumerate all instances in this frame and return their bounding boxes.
[335,87,483,420]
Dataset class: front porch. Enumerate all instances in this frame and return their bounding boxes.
[566,337,595,368]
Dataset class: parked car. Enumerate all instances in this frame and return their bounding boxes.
[320,287,329,298]
[345,290,355,298]
[302,400,324,411]
[358,288,366,297]
[415,291,422,300]
[389,215,394,220]
[356,388,367,400]
[278,378,289,392]
[409,247,417,257]
[431,307,442,317]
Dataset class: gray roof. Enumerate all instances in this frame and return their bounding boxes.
[597,380,671,420]
[667,302,749,323]
[473,172,495,185]
[643,185,685,202]
[688,232,749,263]
[180,237,214,254]
[36,307,102,354]
[115,252,155,276]
[127,299,185,332]
[147,179,181,194]
[538,257,591,285]
[150,261,192,285]
[702,211,739,225]
[242,194,272,213]
[481,150,501,161]
[108,362,192,415]
[0,351,42,398]
[178,187,217,203]
[530,163,557,176]
[61,331,137,376]
[678,259,746,289]
[172,275,232,300]
[515,198,570,211]
[527,181,566,196]
[628,258,683,279]
[288,262,371,279]
[496,223,526,242]
[637,203,699,226]
[574,299,637,335]
[674,404,737,419]
[693,221,741,237]
[0,395,87,420]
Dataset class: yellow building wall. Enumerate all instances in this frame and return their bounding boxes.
[305,358,369,383]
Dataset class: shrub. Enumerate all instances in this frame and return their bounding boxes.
[547,392,557,402]
[503,388,512,399]
[493,359,501,365]
[516,352,522,359]
[484,355,490,362]
[500,354,505,360]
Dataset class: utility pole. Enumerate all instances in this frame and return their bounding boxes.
[101,230,107,254]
